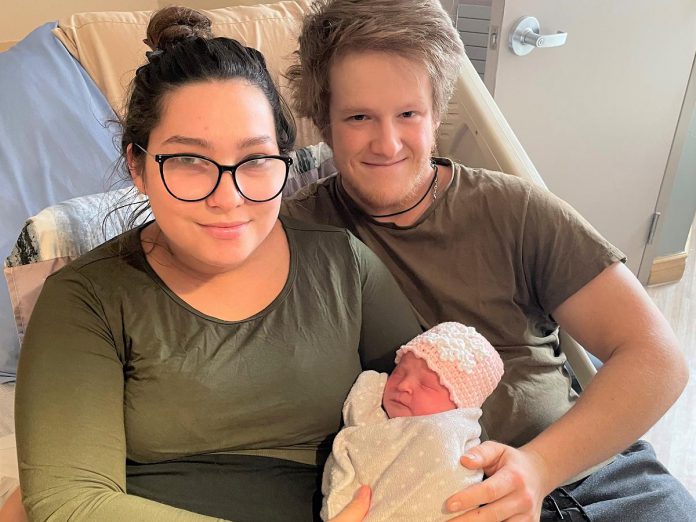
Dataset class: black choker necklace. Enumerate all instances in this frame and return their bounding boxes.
[368,162,439,219]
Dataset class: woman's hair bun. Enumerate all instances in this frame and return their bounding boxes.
[145,6,213,51]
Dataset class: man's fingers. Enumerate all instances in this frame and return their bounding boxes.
[460,452,482,469]
[460,441,506,471]
[445,489,535,522]
[450,444,545,521]
[446,469,518,513]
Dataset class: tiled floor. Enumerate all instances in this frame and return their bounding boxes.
[644,217,696,496]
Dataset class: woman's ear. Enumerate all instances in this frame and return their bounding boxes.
[126,143,146,195]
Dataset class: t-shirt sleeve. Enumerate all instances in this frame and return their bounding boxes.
[521,184,626,315]
[15,268,227,522]
[347,234,423,373]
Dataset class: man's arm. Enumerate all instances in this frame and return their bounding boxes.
[444,261,687,520]
[525,261,686,485]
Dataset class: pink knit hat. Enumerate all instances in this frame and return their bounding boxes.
[395,322,504,409]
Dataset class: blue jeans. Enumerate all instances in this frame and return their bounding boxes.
[541,440,696,521]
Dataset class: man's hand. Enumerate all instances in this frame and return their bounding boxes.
[444,441,552,521]
[329,485,371,522]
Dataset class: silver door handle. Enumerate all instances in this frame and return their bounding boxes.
[509,16,567,56]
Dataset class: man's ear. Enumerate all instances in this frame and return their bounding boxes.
[432,118,442,135]
[432,119,442,153]
[126,143,146,195]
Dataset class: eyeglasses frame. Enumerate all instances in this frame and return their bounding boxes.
[134,143,293,202]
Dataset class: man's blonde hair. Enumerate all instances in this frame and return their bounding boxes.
[286,0,465,140]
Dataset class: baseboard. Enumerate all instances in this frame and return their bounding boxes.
[648,251,688,286]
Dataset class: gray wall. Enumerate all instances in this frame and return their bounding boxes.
[658,105,696,256]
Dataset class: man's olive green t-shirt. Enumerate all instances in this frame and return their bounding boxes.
[15,216,421,521]
[283,159,625,448]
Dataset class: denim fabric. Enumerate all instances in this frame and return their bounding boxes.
[541,440,696,521]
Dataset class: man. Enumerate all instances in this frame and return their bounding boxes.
[282,0,694,520]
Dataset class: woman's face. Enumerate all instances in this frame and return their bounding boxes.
[129,80,283,276]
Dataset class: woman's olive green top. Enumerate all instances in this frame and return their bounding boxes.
[15,216,421,521]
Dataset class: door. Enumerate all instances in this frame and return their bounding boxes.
[478,1,696,278]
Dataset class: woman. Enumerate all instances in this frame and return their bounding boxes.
[12,7,420,521]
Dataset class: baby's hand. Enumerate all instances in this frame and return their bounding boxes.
[329,485,371,522]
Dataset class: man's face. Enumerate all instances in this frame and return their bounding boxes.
[383,352,457,418]
[327,51,439,218]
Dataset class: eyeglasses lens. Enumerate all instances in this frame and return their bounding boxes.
[162,156,287,201]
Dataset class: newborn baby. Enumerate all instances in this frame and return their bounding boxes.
[321,322,504,521]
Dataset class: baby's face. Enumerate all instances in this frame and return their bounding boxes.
[383,352,457,418]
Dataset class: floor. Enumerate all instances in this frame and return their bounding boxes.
[643,217,696,497]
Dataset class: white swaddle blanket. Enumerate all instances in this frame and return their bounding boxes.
[321,371,483,521]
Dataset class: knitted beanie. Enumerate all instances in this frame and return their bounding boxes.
[394,322,504,409]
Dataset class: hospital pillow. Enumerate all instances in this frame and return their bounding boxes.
[0,23,120,382]
[53,0,322,148]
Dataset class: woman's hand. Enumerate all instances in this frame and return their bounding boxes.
[445,441,553,521]
[329,485,371,522]
[0,488,29,522]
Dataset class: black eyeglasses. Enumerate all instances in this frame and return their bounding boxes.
[134,144,293,202]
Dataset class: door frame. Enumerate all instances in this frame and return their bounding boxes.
[637,53,696,284]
